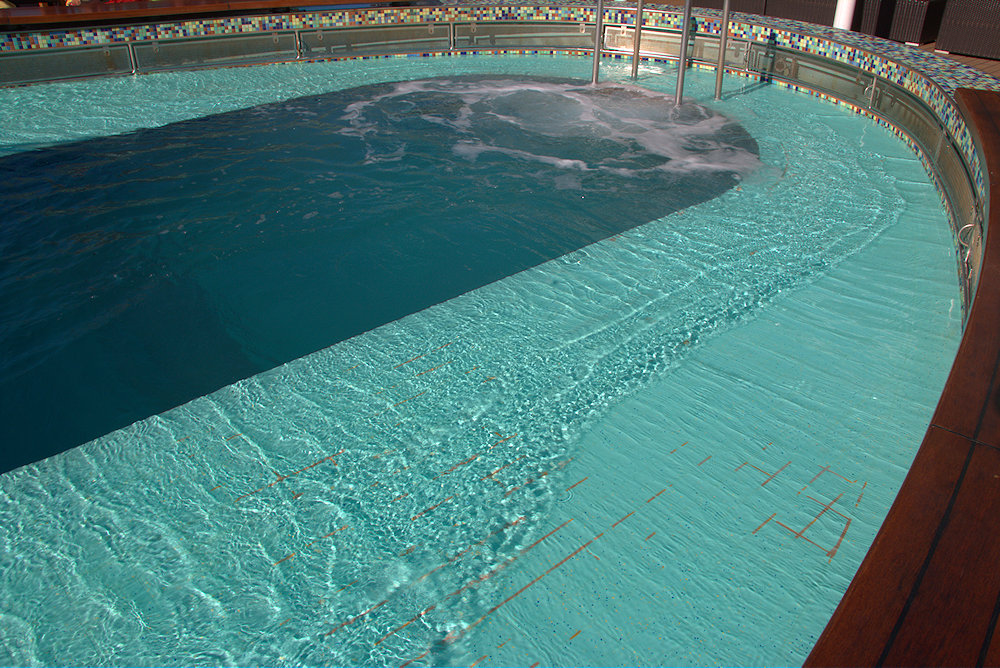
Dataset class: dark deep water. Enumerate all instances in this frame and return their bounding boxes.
[0,75,759,473]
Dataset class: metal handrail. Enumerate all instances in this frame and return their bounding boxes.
[630,0,644,79]
[673,0,692,105]
[714,0,730,100]
[591,0,604,84]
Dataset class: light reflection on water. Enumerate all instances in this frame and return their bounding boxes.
[0,59,960,666]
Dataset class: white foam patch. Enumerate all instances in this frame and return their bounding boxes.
[338,78,763,179]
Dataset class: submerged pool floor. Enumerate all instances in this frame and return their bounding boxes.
[0,74,760,470]
[0,57,961,666]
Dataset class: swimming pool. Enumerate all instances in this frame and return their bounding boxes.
[0,69,761,471]
[0,54,961,666]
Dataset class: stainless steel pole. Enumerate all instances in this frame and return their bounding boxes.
[630,0,645,79]
[674,0,694,106]
[833,0,857,29]
[714,0,731,100]
[591,0,605,84]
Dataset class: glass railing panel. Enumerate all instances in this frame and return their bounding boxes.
[132,33,297,71]
[872,82,981,276]
[603,26,748,66]
[299,25,450,57]
[0,45,131,85]
[453,22,594,50]
[747,43,871,105]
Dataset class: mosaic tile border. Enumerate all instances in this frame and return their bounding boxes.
[3,2,998,99]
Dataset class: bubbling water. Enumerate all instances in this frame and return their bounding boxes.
[339,78,762,177]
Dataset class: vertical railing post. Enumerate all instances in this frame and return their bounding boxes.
[674,0,694,106]
[592,0,605,84]
[834,0,857,29]
[714,0,731,99]
[630,0,645,79]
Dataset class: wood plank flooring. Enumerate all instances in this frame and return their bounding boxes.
[921,41,1000,78]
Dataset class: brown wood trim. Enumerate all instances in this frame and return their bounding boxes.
[0,0,383,28]
[805,87,1000,667]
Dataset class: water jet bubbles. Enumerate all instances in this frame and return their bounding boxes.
[340,76,761,184]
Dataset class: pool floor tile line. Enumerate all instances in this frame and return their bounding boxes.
[806,88,1000,667]
[771,492,851,563]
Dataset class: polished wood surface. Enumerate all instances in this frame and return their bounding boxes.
[806,87,1000,667]
[923,42,1000,78]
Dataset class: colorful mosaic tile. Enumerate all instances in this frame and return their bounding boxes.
[3,3,996,90]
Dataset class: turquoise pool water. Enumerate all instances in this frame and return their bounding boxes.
[0,55,961,666]
[0,73,761,470]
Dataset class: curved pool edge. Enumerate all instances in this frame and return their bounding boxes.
[3,3,1000,665]
[806,87,1000,668]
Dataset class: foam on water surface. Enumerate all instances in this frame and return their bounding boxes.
[0,58,961,666]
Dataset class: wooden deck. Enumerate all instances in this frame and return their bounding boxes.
[923,42,1000,78]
